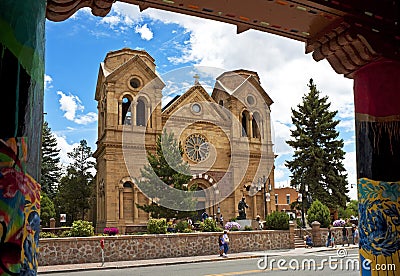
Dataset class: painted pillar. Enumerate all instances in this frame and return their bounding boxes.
[354,59,400,275]
[0,1,44,275]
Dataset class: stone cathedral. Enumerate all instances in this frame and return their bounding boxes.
[94,48,276,233]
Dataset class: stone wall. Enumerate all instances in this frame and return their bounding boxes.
[39,230,291,266]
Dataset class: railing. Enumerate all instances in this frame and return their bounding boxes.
[296,226,312,239]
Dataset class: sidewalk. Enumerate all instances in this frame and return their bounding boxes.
[38,244,359,274]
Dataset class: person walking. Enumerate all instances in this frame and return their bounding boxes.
[342,225,349,246]
[222,230,229,257]
[327,227,332,247]
[351,224,356,245]
[218,234,224,256]
[219,214,224,227]
[354,226,359,244]
[331,232,336,248]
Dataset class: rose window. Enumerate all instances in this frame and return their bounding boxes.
[184,134,209,162]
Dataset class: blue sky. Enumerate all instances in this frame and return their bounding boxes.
[45,3,357,199]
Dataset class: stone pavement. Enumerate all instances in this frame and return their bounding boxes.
[38,244,359,274]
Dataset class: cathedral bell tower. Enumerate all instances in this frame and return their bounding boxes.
[93,48,164,233]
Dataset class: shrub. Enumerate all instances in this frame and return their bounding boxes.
[307,199,331,228]
[264,211,289,230]
[103,227,119,235]
[200,218,219,232]
[147,218,167,234]
[70,220,94,237]
[175,220,189,232]
[59,230,71,237]
[244,225,253,231]
[224,221,241,231]
[182,228,193,233]
[39,231,58,239]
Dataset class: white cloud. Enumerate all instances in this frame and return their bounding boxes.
[57,91,97,125]
[344,151,357,200]
[70,7,92,20]
[53,133,79,165]
[57,91,83,121]
[44,74,53,91]
[271,120,292,156]
[100,15,121,28]
[73,112,97,125]
[135,24,153,40]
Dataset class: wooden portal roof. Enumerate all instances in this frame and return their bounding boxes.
[46,1,399,77]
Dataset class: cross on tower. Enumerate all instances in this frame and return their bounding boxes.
[193,73,200,85]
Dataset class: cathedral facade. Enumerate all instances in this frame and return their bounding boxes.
[94,48,276,233]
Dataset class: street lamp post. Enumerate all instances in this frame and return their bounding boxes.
[256,175,271,219]
[212,188,219,224]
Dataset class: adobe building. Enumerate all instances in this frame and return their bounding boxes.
[93,48,276,233]
[274,187,300,213]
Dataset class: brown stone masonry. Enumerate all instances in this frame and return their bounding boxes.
[39,230,292,266]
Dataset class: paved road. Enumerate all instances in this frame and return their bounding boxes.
[40,248,360,276]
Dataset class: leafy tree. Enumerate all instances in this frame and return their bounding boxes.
[307,199,331,228]
[338,199,358,219]
[55,140,95,224]
[40,192,56,227]
[285,79,349,210]
[136,130,196,219]
[41,121,61,199]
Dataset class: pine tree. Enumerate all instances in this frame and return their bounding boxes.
[41,121,61,199]
[136,130,197,219]
[55,140,95,223]
[285,79,349,210]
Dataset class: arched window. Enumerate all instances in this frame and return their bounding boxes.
[241,111,248,137]
[219,100,224,106]
[123,181,134,222]
[252,112,261,138]
[123,182,133,188]
[122,96,132,125]
[136,98,146,126]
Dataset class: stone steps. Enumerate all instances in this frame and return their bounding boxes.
[294,234,305,248]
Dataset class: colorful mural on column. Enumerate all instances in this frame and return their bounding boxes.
[0,139,41,275]
[355,59,400,276]
[358,179,400,275]
[0,0,45,275]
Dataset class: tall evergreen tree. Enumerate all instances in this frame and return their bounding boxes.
[55,140,95,223]
[285,79,349,210]
[136,130,197,219]
[41,121,61,198]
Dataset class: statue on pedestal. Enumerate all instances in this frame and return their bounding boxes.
[237,197,249,219]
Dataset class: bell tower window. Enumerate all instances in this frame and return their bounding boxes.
[241,111,249,137]
[252,112,261,138]
[122,96,132,125]
[136,98,146,126]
